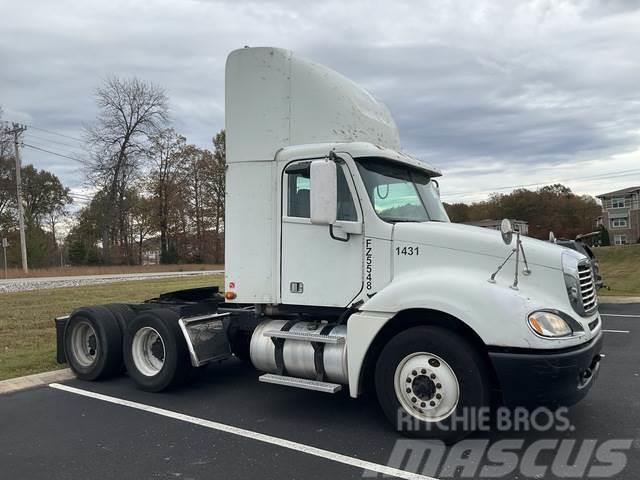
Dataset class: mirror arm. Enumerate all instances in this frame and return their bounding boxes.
[329,225,350,242]
[510,231,521,290]
[488,247,516,284]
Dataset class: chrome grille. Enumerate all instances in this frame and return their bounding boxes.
[578,262,597,313]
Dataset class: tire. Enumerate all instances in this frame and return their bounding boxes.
[64,305,123,381]
[102,303,137,373]
[124,309,193,392]
[375,326,490,443]
[102,303,136,333]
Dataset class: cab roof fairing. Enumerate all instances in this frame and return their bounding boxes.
[275,142,443,178]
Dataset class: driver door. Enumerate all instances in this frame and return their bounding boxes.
[280,159,364,307]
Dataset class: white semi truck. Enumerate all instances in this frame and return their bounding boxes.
[56,47,603,442]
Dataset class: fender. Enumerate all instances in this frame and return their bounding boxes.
[346,266,591,397]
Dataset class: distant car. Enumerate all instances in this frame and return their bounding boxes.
[550,232,604,289]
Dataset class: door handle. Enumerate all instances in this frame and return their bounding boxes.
[329,225,350,242]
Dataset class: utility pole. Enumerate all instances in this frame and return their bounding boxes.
[5,123,28,274]
[2,238,8,279]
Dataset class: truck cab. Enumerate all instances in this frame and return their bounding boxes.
[57,47,603,442]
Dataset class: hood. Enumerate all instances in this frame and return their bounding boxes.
[393,222,583,270]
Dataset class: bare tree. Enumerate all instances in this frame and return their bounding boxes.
[184,145,206,260]
[86,77,168,263]
[147,128,186,262]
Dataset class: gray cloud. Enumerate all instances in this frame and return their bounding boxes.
[1,0,639,200]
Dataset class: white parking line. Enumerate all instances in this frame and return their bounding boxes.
[601,314,640,318]
[49,383,436,480]
[602,329,630,334]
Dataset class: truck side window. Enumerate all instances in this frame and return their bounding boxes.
[337,166,357,221]
[287,166,311,218]
[286,162,357,221]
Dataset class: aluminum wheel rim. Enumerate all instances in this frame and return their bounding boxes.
[132,327,166,376]
[70,320,99,367]
[394,352,460,423]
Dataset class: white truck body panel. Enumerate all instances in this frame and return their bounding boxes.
[225,47,404,303]
[224,161,278,303]
[225,47,401,164]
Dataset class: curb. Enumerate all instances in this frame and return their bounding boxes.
[598,296,640,304]
[0,368,75,395]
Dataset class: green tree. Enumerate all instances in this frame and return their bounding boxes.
[21,165,72,230]
[207,129,226,263]
[68,238,88,265]
[445,184,601,240]
[66,190,111,265]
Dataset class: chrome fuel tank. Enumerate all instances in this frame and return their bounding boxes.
[249,320,348,384]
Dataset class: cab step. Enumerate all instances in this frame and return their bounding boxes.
[258,374,342,393]
[263,330,345,344]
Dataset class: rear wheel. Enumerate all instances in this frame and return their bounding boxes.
[102,303,136,333]
[375,326,490,443]
[124,310,192,392]
[64,306,122,381]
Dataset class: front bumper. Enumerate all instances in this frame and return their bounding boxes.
[489,330,603,407]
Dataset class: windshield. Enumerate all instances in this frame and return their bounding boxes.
[356,157,449,223]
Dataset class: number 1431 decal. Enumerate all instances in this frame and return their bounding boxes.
[395,246,419,256]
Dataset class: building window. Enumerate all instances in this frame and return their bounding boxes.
[611,197,625,208]
[614,235,627,245]
[610,217,628,229]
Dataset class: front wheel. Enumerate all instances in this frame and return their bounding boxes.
[375,326,490,443]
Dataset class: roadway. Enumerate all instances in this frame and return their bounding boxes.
[0,270,223,293]
[1,303,638,479]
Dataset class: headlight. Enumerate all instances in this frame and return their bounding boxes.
[528,311,574,337]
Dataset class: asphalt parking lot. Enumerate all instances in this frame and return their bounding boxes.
[1,303,639,480]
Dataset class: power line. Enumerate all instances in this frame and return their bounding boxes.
[22,143,89,165]
[22,124,84,143]
[2,185,93,202]
[27,133,85,150]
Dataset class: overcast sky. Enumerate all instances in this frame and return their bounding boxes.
[2,0,640,205]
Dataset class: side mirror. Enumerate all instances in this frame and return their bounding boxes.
[500,218,514,245]
[432,179,440,197]
[310,159,337,225]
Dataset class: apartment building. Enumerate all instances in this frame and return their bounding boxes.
[596,186,640,245]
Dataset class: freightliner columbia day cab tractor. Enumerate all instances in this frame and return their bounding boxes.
[56,47,603,442]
